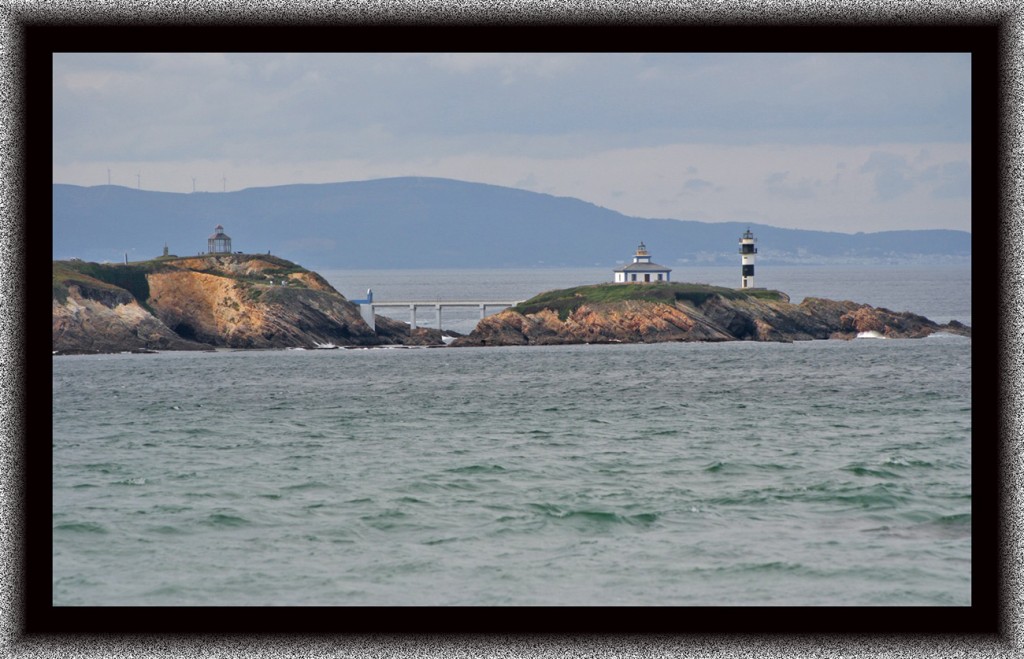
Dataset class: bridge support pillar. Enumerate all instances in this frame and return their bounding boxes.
[409,305,417,329]
[435,305,442,332]
[479,304,487,319]
[359,304,376,332]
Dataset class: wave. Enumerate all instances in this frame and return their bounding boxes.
[830,487,908,510]
[527,503,660,526]
[112,477,148,486]
[934,512,971,525]
[841,464,902,479]
[445,464,506,474]
[203,513,251,527]
[54,521,108,534]
[703,461,791,474]
[148,524,189,535]
[83,462,124,474]
[882,455,934,469]
[281,480,331,491]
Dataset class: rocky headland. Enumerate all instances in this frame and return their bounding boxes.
[449,283,971,347]
[52,254,446,354]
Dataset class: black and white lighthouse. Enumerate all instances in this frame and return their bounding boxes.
[738,228,757,289]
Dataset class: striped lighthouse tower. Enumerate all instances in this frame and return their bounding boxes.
[738,228,757,289]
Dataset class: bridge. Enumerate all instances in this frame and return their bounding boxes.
[350,290,522,332]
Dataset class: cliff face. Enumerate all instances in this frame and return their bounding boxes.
[144,269,379,349]
[52,255,443,354]
[52,280,213,354]
[450,284,971,347]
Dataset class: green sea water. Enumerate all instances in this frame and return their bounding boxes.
[53,336,971,606]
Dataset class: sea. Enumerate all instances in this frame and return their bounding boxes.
[52,265,972,606]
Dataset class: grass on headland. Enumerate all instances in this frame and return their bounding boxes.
[512,282,786,320]
[53,253,317,305]
[53,260,154,306]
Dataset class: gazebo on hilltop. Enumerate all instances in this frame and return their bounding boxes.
[208,224,232,254]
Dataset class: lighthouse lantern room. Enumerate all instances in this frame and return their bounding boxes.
[738,228,757,289]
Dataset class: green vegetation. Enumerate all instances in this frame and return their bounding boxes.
[53,260,160,308]
[53,262,113,304]
[512,282,786,320]
[54,260,155,305]
[53,254,318,308]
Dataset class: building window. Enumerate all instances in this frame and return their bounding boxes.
[657,273,663,281]
[631,273,637,282]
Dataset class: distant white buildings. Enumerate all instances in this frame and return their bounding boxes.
[613,242,672,283]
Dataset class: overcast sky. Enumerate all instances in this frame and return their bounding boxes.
[52,52,971,233]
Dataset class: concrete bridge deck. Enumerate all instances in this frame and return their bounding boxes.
[353,298,523,332]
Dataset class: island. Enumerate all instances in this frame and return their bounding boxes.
[52,255,970,355]
[449,282,971,347]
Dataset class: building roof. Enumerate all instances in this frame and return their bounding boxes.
[613,261,672,272]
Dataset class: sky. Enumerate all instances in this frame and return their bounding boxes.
[52,52,972,233]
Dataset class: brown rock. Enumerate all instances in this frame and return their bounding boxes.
[52,283,212,354]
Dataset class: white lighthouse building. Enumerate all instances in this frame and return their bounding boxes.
[613,242,672,283]
[739,228,757,288]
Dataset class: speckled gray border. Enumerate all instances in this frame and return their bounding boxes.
[3,2,1019,657]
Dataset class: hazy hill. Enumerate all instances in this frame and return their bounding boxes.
[52,177,971,270]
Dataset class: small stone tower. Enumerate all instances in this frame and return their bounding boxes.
[208,224,232,254]
[739,228,757,288]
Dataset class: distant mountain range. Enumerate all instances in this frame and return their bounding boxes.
[52,177,971,270]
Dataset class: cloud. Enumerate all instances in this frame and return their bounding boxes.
[858,151,970,203]
[924,160,971,199]
[682,178,714,192]
[53,52,971,165]
[763,171,823,200]
[859,151,916,201]
[425,53,587,82]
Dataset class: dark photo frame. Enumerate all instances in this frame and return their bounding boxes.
[6,9,1010,658]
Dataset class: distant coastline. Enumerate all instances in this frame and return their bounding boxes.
[52,179,971,269]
